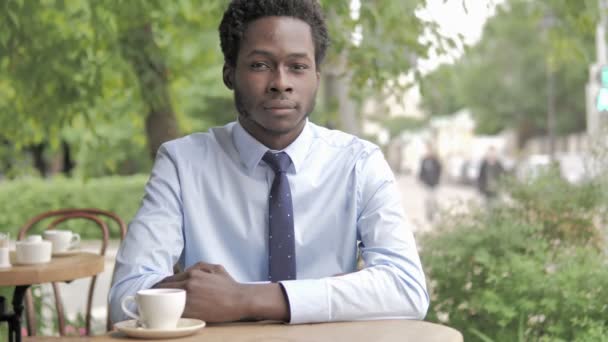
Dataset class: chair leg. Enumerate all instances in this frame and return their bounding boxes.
[106,270,118,333]
[86,275,98,336]
[24,288,37,336]
[52,283,66,336]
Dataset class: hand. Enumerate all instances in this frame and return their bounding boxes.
[154,262,247,323]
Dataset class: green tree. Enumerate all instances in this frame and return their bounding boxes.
[419,63,466,116]
[1,0,445,176]
[0,0,227,175]
[419,0,597,147]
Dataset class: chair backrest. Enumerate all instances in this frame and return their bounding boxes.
[17,208,127,336]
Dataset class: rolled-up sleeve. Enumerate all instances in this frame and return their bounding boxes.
[280,149,429,323]
[108,144,184,324]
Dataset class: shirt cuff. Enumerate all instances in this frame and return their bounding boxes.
[279,278,330,324]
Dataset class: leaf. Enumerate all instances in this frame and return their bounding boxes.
[469,328,495,342]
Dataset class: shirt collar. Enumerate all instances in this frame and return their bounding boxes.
[232,119,312,174]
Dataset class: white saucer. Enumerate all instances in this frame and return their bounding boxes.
[114,318,206,339]
[52,249,80,257]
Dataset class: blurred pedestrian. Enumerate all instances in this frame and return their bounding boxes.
[477,146,504,203]
[418,143,442,221]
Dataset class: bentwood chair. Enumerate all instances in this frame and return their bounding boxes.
[17,208,127,337]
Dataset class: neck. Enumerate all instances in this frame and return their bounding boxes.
[238,116,306,150]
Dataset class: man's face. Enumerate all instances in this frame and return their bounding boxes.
[226,16,320,143]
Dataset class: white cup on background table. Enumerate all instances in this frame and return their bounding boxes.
[43,230,80,254]
[0,232,11,268]
[15,235,52,265]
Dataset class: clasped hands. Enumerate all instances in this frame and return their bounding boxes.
[154,262,289,323]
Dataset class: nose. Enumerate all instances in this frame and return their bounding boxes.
[268,68,293,94]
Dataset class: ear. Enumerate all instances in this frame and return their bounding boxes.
[223,64,235,90]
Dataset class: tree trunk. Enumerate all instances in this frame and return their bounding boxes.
[321,9,359,135]
[323,71,359,135]
[120,24,179,159]
[30,143,47,177]
[516,118,541,149]
[61,141,75,177]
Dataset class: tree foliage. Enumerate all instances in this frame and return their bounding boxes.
[1,0,443,176]
[321,0,435,98]
[419,0,597,144]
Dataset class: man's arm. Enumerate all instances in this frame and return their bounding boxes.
[108,144,184,324]
[111,142,290,324]
[418,158,426,183]
[478,161,487,192]
[278,149,429,324]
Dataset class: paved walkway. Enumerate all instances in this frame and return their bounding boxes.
[49,174,479,335]
[396,174,480,233]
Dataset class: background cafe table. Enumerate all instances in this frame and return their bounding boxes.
[0,252,105,342]
[24,319,463,342]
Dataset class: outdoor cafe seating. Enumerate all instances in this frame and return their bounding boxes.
[1,208,462,342]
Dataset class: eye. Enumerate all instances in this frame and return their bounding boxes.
[291,64,309,72]
[251,62,270,71]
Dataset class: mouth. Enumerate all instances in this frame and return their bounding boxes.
[263,100,297,114]
[263,108,297,115]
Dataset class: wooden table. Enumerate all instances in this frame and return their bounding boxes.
[0,252,105,342]
[24,320,463,341]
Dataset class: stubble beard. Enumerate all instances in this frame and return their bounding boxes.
[234,87,316,137]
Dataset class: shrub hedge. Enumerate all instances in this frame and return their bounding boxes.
[421,169,608,341]
[0,175,147,239]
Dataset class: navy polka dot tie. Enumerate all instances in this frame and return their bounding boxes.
[263,151,296,282]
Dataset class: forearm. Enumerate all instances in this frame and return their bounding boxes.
[242,283,290,322]
[280,264,428,324]
[328,265,428,320]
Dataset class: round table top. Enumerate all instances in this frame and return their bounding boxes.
[0,252,104,286]
[23,319,463,342]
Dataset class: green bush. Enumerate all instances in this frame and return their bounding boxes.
[505,168,606,248]
[0,175,147,239]
[421,170,608,341]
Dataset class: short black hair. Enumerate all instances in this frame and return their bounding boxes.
[219,0,330,68]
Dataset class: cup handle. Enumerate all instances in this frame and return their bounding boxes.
[70,233,80,249]
[121,296,140,321]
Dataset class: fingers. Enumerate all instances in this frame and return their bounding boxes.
[156,266,210,284]
[161,270,192,283]
[153,280,187,290]
[187,262,228,275]
[158,262,232,287]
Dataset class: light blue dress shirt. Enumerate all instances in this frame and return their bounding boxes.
[109,120,429,324]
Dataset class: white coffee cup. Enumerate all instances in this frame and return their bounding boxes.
[0,232,11,268]
[121,289,186,330]
[43,230,80,253]
[15,235,52,265]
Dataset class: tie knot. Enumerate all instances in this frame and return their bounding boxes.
[263,152,292,173]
